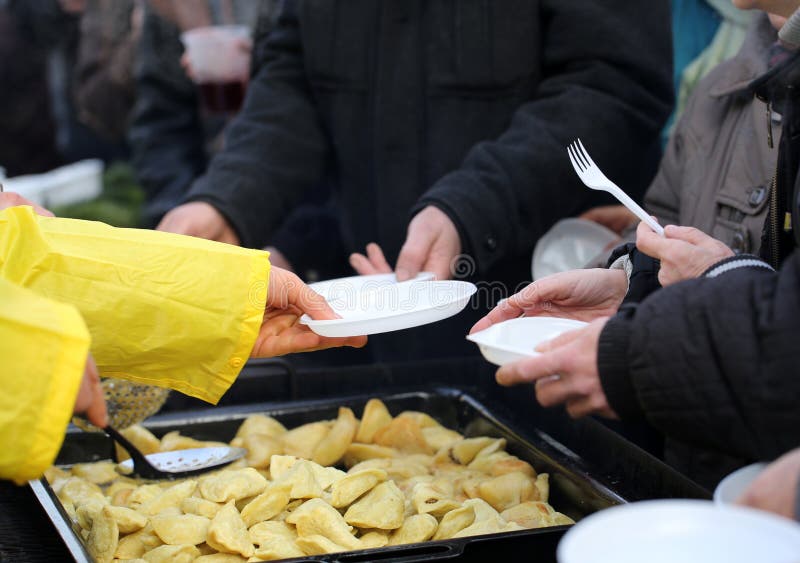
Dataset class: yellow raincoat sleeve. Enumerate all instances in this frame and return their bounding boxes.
[0,206,270,404]
[0,278,90,485]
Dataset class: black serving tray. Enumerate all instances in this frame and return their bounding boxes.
[30,385,707,563]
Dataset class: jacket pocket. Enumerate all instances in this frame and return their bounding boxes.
[426,0,539,95]
[711,183,771,254]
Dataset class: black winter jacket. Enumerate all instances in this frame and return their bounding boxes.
[188,0,672,278]
[187,0,673,360]
[598,52,800,489]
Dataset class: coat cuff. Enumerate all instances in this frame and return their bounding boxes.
[702,254,775,278]
[598,308,646,421]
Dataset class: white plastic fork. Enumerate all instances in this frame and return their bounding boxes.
[567,139,664,236]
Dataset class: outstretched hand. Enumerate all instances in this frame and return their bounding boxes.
[495,318,618,419]
[251,267,367,357]
[470,268,627,334]
[349,206,461,282]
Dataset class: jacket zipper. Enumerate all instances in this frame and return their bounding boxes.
[769,172,780,268]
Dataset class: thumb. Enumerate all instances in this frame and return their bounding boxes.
[396,231,433,282]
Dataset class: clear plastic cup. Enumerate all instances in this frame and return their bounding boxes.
[180,24,252,113]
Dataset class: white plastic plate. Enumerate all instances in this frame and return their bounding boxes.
[714,462,769,506]
[467,317,588,366]
[557,500,800,563]
[308,272,435,302]
[301,280,477,337]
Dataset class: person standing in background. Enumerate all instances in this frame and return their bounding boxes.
[158,0,674,363]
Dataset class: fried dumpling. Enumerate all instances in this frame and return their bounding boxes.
[141,543,200,563]
[343,481,404,530]
[240,483,292,527]
[359,529,390,549]
[160,431,228,452]
[71,462,119,485]
[432,503,476,540]
[115,524,163,559]
[139,480,198,516]
[181,496,223,519]
[388,513,438,546]
[421,426,463,452]
[81,504,119,563]
[281,421,331,459]
[343,443,398,467]
[195,553,247,562]
[248,520,297,546]
[206,501,254,558]
[477,471,537,511]
[451,498,507,538]
[287,498,361,550]
[355,399,393,443]
[295,534,350,556]
[411,481,461,517]
[199,469,268,503]
[151,513,211,545]
[106,505,147,534]
[373,417,432,455]
[250,537,307,560]
[330,468,388,508]
[312,407,358,466]
[234,414,287,440]
[500,501,575,529]
[239,434,283,470]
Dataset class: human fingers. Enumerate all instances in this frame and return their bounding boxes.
[0,192,55,217]
[663,224,712,245]
[366,243,393,272]
[496,349,565,386]
[395,226,433,281]
[469,297,524,334]
[349,252,382,275]
[636,220,678,259]
[564,396,618,419]
[75,356,108,428]
[268,267,338,320]
[579,205,636,234]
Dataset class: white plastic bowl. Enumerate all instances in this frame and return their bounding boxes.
[557,500,800,563]
[301,280,476,337]
[532,218,619,280]
[713,462,769,506]
[466,317,588,366]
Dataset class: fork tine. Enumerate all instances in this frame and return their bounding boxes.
[576,139,595,169]
[569,143,587,172]
[567,144,583,173]
[567,145,582,174]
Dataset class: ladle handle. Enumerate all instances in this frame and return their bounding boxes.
[103,425,167,480]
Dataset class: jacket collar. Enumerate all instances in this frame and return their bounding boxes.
[709,14,777,98]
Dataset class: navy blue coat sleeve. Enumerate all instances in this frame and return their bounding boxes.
[598,250,800,461]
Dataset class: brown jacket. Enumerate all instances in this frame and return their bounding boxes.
[646,15,779,255]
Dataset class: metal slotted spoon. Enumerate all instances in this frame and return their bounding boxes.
[104,425,246,480]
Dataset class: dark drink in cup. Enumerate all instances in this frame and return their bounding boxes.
[181,25,251,114]
[198,80,246,113]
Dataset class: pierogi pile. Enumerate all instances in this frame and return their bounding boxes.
[46,398,573,562]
